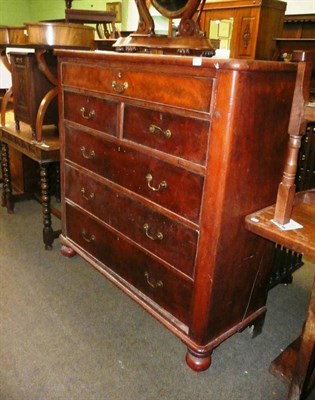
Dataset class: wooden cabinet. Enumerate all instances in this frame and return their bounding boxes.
[282,14,315,39]
[56,50,298,370]
[10,52,58,138]
[200,0,286,60]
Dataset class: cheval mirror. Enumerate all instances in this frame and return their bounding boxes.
[114,0,215,56]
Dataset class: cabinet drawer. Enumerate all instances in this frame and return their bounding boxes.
[65,126,204,223]
[61,63,213,112]
[65,203,193,325]
[65,165,198,278]
[123,104,209,165]
[64,91,117,136]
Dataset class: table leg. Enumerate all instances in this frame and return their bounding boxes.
[1,142,14,213]
[40,164,58,250]
[55,162,61,202]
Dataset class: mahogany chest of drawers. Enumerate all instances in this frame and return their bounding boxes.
[56,50,297,370]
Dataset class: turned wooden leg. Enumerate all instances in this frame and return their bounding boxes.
[60,245,76,258]
[40,164,54,250]
[1,142,14,213]
[54,162,61,202]
[185,348,212,372]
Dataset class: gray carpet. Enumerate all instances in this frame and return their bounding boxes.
[0,199,314,400]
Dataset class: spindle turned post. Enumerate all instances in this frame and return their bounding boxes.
[273,54,312,225]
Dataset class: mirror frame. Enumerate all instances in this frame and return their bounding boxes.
[114,0,215,57]
[150,0,201,18]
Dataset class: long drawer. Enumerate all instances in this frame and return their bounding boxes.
[65,126,204,224]
[61,62,213,112]
[65,165,198,278]
[65,203,193,326]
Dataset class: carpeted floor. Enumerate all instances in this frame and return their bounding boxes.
[0,199,314,400]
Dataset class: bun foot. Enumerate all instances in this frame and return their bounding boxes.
[185,348,212,372]
[60,245,76,258]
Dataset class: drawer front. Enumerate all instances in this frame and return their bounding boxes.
[61,63,213,112]
[64,91,118,136]
[123,104,209,165]
[65,203,193,325]
[65,165,198,278]
[65,126,204,223]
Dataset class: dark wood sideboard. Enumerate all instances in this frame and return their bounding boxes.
[56,50,298,371]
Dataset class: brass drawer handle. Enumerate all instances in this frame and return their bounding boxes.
[146,173,167,192]
[149,124,172,139]
[144,271,163,289]
[80,106,95,120]
[82,229,95,243]
[80,146,95,160]
[81,187,95,201]
[111,80,128,94]
[143,223,163,241]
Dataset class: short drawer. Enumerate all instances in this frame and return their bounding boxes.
[61,62,213,112]
[123,104,209,165]
[65,165,198,278]
[65,203,193,326]
[65,126,204,223]
[64,91,118,135]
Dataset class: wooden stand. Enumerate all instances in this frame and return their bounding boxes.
[0,112,61,249]
[245,52,315,400]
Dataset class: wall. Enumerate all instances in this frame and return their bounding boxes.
[0,0,31,25]
[285,0,315,14]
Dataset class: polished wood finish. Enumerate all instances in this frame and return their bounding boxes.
[56,50,298,371]
[245,53,315,400]
[0,26,9,44]
[26,22,95,48]
[0,112,60,249]
[200,0,286,60]
[7,26,28,45]
[0,25,28,45]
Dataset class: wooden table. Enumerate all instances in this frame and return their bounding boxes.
[0,111,61,249]
[246,190,315,400]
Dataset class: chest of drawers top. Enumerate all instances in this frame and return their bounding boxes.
[57,50,296,112]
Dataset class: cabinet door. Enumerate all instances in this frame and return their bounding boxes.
[10,53,32,126]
